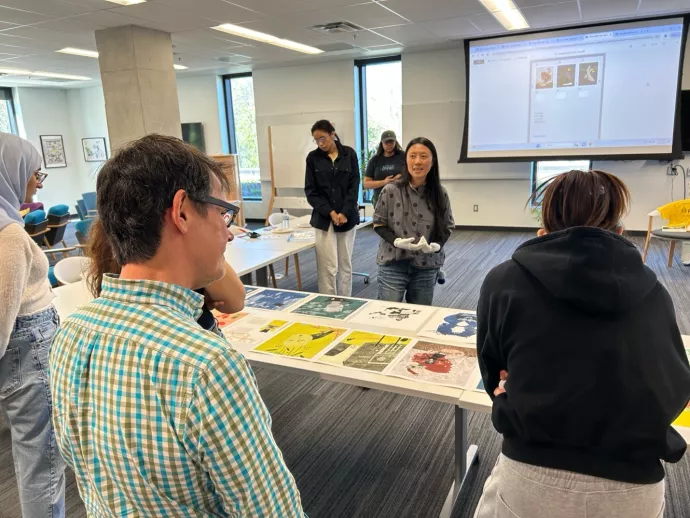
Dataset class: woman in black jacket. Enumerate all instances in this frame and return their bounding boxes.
[474,169,690,518]
[304,120,360,296]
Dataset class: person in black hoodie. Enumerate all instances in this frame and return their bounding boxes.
[305,120,360,296]
[474,170,690,518]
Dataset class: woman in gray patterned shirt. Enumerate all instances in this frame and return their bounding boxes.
[373,137,455,306]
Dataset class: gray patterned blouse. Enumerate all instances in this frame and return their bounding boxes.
[373,181,455,269]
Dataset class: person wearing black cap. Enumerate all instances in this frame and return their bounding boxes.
[363,130,405,207]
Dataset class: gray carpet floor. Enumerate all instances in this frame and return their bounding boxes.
[1,224,688,518]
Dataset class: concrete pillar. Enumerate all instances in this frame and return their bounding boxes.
[95,25,181,152]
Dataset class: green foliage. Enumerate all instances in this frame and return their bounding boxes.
[0,102,12,134]
[359,148,377,203]
[230,77,259,170]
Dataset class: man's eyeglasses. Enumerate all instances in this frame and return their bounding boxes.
[35,171,48,183]
[199,196,239,228]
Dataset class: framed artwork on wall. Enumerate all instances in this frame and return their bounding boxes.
[39,135,67,168]
[82,137,107,162]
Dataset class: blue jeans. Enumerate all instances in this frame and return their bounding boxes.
[377,262,439,306]
[1,306,65,518]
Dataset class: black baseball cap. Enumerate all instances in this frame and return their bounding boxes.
[381,130,397,142]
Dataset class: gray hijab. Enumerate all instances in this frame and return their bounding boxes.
[0,132,42,232]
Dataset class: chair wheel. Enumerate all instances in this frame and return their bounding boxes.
[364,277,370,284]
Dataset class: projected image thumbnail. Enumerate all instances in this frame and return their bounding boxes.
[557,64,576,87]
[535,67,553,89]
[578,62,599,86]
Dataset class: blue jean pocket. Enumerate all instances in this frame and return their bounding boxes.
[0,345,22,398]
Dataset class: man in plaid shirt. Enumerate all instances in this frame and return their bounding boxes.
[49,135,305,517]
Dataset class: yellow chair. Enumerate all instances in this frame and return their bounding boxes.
[642,200,690,267]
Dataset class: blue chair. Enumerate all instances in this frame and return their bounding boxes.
[82,192,97,217]
[45,205,71,252]
[75,200,86,220]
[75,219,93,245]
[24,210,48,246]
[48,266,58,288]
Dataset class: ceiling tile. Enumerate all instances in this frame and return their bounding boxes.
[154,0,266,24]
[0,0,100,17]
[60,10,162,30]
[466,13,505,34]
[579,0,639,21]
[0,26,96,48]
[381,0,488,23]
[513,0,574,7]
[108,2,220,32]
[228,0,383,18]
[638,0,690,14]
[0,6,54,26]
[237,12,352,47]
[522,1,581,28]
[421,16,482,39]
[370,24,438,45]
[334,2,409,28]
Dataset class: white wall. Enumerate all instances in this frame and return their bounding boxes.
[401,47,689,231]
[177,75,224,155]
[14,87,91,211]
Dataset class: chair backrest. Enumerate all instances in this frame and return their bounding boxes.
[76,199,87,220]
[24,210,48,245]
[75,219,93,245]
[657,200,690,228]
[82,192,97,212]
[45,211,71,244]
[54,256,92,285]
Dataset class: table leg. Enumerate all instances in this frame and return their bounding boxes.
[439,406,480,518]
[255,267,269,287]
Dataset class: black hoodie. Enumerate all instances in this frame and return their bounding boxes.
[477,227,690,484]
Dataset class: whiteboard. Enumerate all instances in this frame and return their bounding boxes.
[269,120,355,189]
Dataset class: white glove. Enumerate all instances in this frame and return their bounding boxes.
[394,237,424,251]
[417,236,441,254]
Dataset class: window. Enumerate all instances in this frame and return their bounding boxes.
[223,74,261,201]
[531,160,592,193]
[355,56,402,203]
[0,88,18,135]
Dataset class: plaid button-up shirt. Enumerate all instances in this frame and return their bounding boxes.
[50,275,305,517]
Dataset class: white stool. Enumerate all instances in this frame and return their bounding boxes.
[54,256,92,285]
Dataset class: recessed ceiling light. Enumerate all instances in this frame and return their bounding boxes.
[479,0,529,30]
[104,0,146,5]
[0,67,90,81]
[173,64,188,70]
[57,47,99,58]
[212,23,323,55]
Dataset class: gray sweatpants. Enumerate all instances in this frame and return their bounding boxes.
[473,454,665,518]
[314,224,356,296]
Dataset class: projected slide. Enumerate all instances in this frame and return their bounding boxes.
[464,18,684,160]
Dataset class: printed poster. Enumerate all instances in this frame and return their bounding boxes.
[221,316,288,347]
[291,295,367,320]
[418,309,478,345]
[347,301,435,333]
[246,289,309,311]
[212,310,248,329]
[388,341,482,389]
[318,331,412,372]
[244,286,261,296]
[253,322,346,359]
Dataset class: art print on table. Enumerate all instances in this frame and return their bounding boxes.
[253,322,346,359]
[221,316,288,347]
[291,296,367,320]
[674,401,690,429]
[348,301,435,332]
[388,341,481,389]
[418,310,478,345]
[246,289,309,311]
[212,310,248,329]
[244,286,261,297]
[318,331,412,372]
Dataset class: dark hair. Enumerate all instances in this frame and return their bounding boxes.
[530,169,631,233]
[96,134,230,265]
[375,139,403,158]
[397,137,448,243]
[85,218,120,297]
[311,119,341,144]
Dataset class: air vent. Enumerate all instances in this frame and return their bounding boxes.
[310,21,363,34]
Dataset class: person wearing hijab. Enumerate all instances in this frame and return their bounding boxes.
[0,133,66,517]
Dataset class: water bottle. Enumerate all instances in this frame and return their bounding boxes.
[282,211,290,229]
